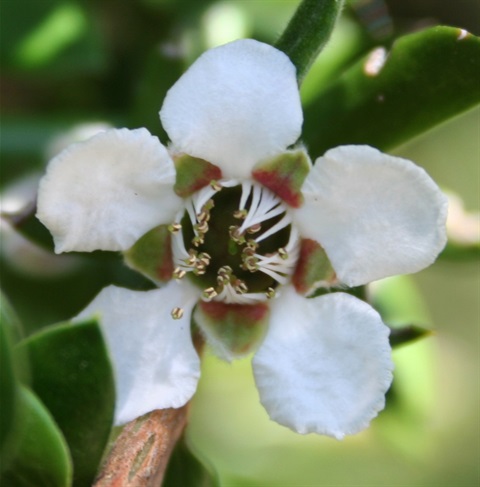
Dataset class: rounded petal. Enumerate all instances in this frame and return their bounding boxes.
[37,128,182,253]
[294,146,448,287]
[160,39,303,178]
[252,287,393,439]
[76,282,201,425]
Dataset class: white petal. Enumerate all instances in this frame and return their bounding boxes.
[37,128,182,253]
[160,39,302,179]
[76,282,201,425]
[294,146,448,287]
[252,287,393,439]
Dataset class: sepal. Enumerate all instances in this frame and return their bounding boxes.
[252,150,311,208]
[194,301,270,361]
[124,224,174,283]
[173,154,222,198]
[292,238,336,295]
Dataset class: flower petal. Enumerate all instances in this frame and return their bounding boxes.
[160,39,302,178]
[76,282,201,425]
[252,287,393,438]
[37,128,182,253]
[294,145,448,287]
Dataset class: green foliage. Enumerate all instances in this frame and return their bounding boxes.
[0,387,73,487]
[275,0,345,82]
[303,26,480,156]
[164,437,220,487]
[389,325,432,348]
[15,319,115,487]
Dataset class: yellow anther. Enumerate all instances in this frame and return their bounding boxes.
[171,307,184,320]
[168,223,182,234]
[192,235,204,247]
[278,247,288,260]
[233,209,248,219]
[210,180,222,191]
[173,268,186,279]
[265,287,276,299]
[197,210,210,223]
[195,220,209,234]
[247,223,261,234]
[203,199,215,211]
[243,255,259,272]
[229,225,245,244]
[203,287,218,300]
[234,280,248,294]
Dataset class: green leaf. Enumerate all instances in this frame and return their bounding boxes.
[15,319,115,487]
[163,437,220,487]
[0,309,20,469]
[0,386,72,487]
[275,0,345,82]
[389,325,432,348]
[303,26,480,156]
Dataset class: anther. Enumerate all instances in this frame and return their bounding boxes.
[243,255,259,272]
[203,287,218,300]
[195,221,209,234]
[203,199,215,211]
[171,307,184,320]
[210,180,222,191]
[197,211,210,223]
[247,223,261,234]
[173,268,186,279]
[278,247,288,260]
[192,235,204,247]
[265,287,276,299]
[168,223,182,234]
[198,252,211,265]
[233,209,248,219]
[234,279,248,294]
[229,225,246,244]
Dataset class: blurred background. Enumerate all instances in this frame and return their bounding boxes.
[1,1,479,486]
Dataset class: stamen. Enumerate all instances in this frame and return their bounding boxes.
[203,287,218,300]
[278,247,288,260]
[233,209,248,219]
[192,235,204,247]
[194,220,209,234]
[247,223,261,234]
[171,307,184,320]
[229,225,246,244]
[233,279,248,294]
[197,210,210,223]
[265,287,276,299]
[168,223,182,234]
[210,180,222,191]
[173,268,186,279]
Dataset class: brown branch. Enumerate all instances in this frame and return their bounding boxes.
[93,405,189,487]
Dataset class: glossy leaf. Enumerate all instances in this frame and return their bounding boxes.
[275,0,345,82]
[303,26,480,156]
[15,319,115,487]
[163,437,220,487]
[0,386,72,487]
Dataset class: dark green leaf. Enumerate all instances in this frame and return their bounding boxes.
[440,240,480,261]
[0,290,24,344]
[0,309,20,469]
[303,26,480,156]
[163,437,220,487]
[275,0,345,82]
[389,325,432,348]
[15,319,115,487]
[0,386,72,487]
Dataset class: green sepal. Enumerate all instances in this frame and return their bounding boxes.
[15,319,115,487]
[389,325,432,348]
[0,386,73,487]
[174,154,222,197]
[292,239,336,295]
[303,26,480,155]
[252,150,311,208]
[124,224,174,283]
[163,436,220,487]
[194,301,270,360]
[275,0,345,82]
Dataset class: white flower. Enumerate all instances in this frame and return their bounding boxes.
[36,39,447,439]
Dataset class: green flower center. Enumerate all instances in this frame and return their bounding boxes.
[171,181,300,304]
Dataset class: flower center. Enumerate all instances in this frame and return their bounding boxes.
[170,181,300,304]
